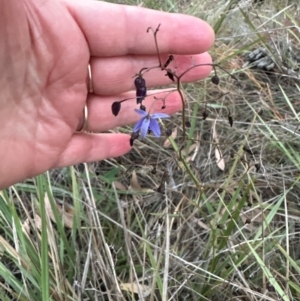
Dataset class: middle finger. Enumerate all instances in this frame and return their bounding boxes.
[90,52,212,95]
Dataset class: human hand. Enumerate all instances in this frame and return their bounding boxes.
[0,0,214,189]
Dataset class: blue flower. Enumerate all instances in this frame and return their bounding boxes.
[133,109,170,138]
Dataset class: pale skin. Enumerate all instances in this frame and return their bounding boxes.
[0,0,215,189]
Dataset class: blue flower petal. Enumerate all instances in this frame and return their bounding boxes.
[133,110,170,139]
[149,118,161,137]
[140,117,150,138]
[133,117,145,132]
[151,112,170,119]
[134,109,148,117]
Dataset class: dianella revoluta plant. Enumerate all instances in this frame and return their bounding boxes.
[111,24,237,189]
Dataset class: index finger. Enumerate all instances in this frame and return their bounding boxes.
[65,0,215,56]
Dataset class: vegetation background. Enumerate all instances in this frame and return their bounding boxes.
[1,0,300,300]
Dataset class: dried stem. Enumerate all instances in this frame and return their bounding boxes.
[147,24,162,67]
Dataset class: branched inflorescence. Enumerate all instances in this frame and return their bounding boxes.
[111,24,237,146]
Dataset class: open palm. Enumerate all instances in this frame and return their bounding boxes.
[0,0,214,188]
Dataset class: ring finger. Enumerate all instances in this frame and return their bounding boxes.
[85,89,183,132]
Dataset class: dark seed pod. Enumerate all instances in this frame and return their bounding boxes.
[185,121,191,128]
[112,102,121,116]
[211,75,220,85]
[136,86,147,104]
[228,115,233,127]
[140,104,146,111]
[134,76,146,89]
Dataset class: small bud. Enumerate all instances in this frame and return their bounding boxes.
[228,115,233,127]
[151,166,157,174]
[140,104,146,111]
[165,70,175,82]
[165,129,172,137]
[130,131,139,146]
[243,146,253,156]
[156,185,165,194]
[163,55,174,68]
[211,75,220,85]
[185,121,191,128]
[245,218,252,224]
[111,102,121,116]
[255,163,261,172]
[267,284,275,292]
[258,109,264,116]
[202,111,208,120]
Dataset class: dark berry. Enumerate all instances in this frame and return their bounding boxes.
[136,86,147,104]
[134,76,146,88]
